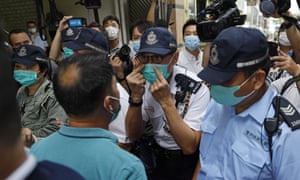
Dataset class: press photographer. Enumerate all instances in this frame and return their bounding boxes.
[260,0,300,63]
[110,44,133,92]
[197,0,246,42]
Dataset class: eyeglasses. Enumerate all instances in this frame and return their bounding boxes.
[136,54,164,64]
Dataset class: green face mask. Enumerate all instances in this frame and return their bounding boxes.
[142,64,169,84]
[13,70,38,87]
[141,54,175,84]
[210,74,255,106]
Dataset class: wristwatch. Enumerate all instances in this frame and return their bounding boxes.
[128,97,143,107]
[283,21,293,30]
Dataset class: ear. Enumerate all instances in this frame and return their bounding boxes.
[252,69,266,90]
[103,96,112,111]
[172,50,179,65]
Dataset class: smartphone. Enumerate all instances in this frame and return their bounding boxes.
[268,41,279,57]
[68,18,87,27]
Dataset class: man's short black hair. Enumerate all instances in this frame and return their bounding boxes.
[8,29,31,45]
[182,19,197,36]
[26,21,37,25]
[53,52,113,117]
[0,30,21,147]
[102,15,120,26]
[129,20,154,40]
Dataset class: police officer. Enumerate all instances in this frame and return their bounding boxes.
[12,44,68,146]
[125,27,210,180]
[197,27,300,179]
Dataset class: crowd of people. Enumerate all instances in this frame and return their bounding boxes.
[1,0,300,179]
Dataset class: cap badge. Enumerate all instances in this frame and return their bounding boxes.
[146,31,158,45]
[18,46,27,57]
[66,28,74,36]
[210,44,220,65]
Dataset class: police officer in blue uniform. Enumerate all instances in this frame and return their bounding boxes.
[197,27,300,179]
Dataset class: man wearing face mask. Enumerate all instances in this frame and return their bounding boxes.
[129,19,154,55]
[126,27,210,180]
[197,27,300,179]
[103,15,122,56]
[31,53,147,180]
[26,21,48,52]
[12,44,67,147]
[177,19,203,74]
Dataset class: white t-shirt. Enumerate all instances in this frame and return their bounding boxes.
[109,83,131,143]
[141,65,210,150]
[177,48,203,74]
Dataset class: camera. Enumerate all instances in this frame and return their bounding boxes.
[68,18,87,27]
[197,0,246,42]
[115,44,133,77]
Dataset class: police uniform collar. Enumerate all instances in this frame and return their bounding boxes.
[237,86,277,125]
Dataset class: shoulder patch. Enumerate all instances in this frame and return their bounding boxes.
[274,96,300,131]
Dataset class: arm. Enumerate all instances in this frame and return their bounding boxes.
[49,16,72,62]
[125,65,146,141]
[272,50,300,93]
[146,0,157,23]
[110,55,130,92]
[284,20,300,63]
[151,67,208,154]
[202,42,211,68]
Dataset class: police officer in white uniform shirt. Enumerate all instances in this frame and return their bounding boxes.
[177,19,203,74]
[125,27,210,180]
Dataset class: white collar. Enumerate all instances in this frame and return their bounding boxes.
[182,48,202,61]
[6,153,37,180]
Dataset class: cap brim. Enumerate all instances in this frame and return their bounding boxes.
[64,41,86,51]
[138,47,171,56]
[13,58,36,67]
[197,65,238,85]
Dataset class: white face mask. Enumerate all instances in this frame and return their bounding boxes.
[105,26,119,40]
[279,31,291,46]
[28,28,37,34]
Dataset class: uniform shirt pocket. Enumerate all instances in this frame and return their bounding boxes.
[232,140,268,178]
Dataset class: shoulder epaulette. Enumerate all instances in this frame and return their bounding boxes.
[273,96,300,131]
[174,73,202,94]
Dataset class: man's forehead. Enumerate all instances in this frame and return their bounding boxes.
[104,20,119,27]
[11,32,30,39]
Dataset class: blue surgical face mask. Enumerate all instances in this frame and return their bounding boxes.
[108,96,121,121]
[210,75,255,106]
[13,70,39,87]
[142,54,176,84]
[184,35,200,51]
[132,40,140,52]
[63,47,74,58]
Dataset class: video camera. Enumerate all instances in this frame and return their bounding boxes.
[115,44,133,77]
[197,0,246,42]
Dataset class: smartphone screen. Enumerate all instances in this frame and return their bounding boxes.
[268,41,278,57]
[68,18,84,27]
